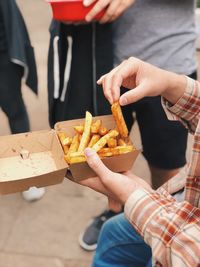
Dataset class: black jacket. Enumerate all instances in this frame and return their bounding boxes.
[0,0,38,94]
[48,21,113,127]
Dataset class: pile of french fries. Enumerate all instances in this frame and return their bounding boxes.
[57,102,135,164]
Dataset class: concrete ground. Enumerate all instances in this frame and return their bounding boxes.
[0,1,197,266]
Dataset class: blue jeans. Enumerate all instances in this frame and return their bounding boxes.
[92,213,152,267]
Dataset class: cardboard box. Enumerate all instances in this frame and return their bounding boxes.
[0,114,139,194]
[55,115,140,182]
[0,130,67,195]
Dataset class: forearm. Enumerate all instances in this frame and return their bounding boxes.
[162,71,187,105]
[125,189,200,266]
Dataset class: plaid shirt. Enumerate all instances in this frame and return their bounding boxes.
[125,77,200,267]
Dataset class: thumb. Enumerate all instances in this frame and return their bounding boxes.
[119,83,149,106]
[83,0,96,6]
[84,148,111,178]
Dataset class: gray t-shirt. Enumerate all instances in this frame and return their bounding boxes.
[113,0,197,75]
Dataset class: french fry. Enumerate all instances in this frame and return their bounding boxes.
[57,131,67,142]
[98,148,113,157]
[74,125,84,134]
[99,145,134,157]
[57,132,69,154]
[64,154,86,164]
[118,138,127,146]
[91,119,102,134]
[88,134,101,148]
[98,126,109,136]
[78,111,93,152]
[107,138,117,148]
[67,134,79,155]
[63,137,73,146]
[111,102,128,138]
[92,129,119,152]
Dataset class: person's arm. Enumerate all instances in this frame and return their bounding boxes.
[79,58,200,265]
[124,188,200,266]
[98,57,200,133]
[81,149,200,266]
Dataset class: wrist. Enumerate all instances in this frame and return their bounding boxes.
[162,72,187,105]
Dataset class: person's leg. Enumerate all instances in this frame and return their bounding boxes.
[137,72,197,189]
[92,213,151,267]
[136,95,188,189]
[0,51,45,201]
[146,259,152,267]
[0,52,29,133]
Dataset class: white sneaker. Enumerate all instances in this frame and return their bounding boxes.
[22,187,46,202]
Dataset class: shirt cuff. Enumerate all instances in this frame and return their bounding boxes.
[162,77,200,123]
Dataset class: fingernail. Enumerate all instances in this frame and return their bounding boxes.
[84,148,95,157]
[83,0,90,6]
[120,97,127,106]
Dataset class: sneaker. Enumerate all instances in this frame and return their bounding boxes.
[22,187,46,202]
[79,210,119,251]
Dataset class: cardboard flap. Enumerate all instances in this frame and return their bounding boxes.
[0,130,68,194]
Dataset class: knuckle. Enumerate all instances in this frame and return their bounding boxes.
[89,157,101,170]
[88,157,98,168]
[106,10,114,18]
[112,73,119,81]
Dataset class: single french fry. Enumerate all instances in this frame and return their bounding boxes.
[69,151,84,157]
[57,131,67,142]
[99,145,134,158]
[78,134,82,143]
[74,125,84,134]
[63,137,73,146]
[107,138,117,148]
[88,134,101,148]
[98,148,113,157]
[67,134,79,155]
[98,126,109,136]
[91,119,102,134]
[92,129,119,152]
[64,154,86,164]
[78,111,93,152]
[118,138,127,146]
[111,102,128,138]
[57,132,69,154]
[113,145,134,155]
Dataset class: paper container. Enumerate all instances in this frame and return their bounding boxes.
[0,130,67,195]
[55,115,140,182]
[47,0,106,22]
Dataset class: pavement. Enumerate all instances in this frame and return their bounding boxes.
[0,1,197,266]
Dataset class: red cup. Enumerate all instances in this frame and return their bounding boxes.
[47,0,106,22]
